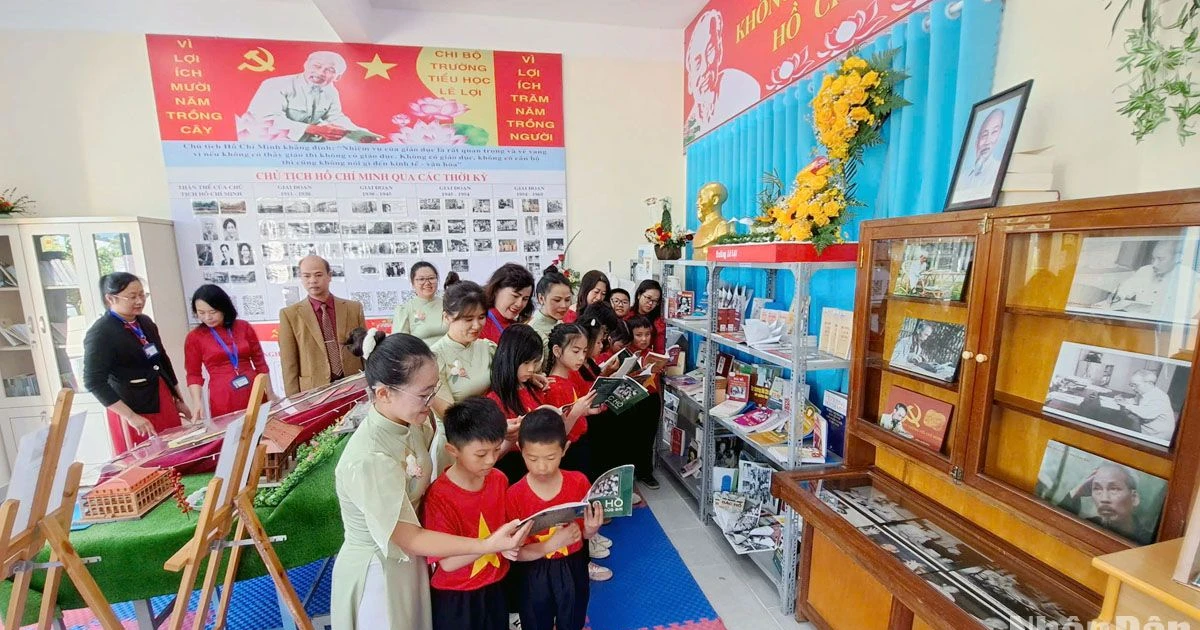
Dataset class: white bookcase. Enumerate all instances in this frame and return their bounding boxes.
[0,217,187,487]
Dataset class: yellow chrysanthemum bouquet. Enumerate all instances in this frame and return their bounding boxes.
[760,50,908,252]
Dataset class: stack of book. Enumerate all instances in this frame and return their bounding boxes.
[3,373,38,397]
[0,264,18,287]
[998,149,1060,206]
[39,258,79,286]
[0,323,32,347]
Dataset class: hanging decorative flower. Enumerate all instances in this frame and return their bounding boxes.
[811,50,908,162]
[766,157,857,251]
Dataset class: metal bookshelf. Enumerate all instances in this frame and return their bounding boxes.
[653,253,855,615]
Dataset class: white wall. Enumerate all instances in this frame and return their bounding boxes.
[0,0,685,279]
[994,0,1200,199]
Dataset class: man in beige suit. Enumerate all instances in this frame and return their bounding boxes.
[277,256,365,396]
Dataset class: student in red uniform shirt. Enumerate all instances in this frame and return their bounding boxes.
[508,409,606,629]
[607,287,631,319]
[422,397,513,630]
[480,263,535,343]
[628,279,666,354]
[542,324,604,472]
[184,284,278,421]
[486,324,546,484]
[562,270,609,324]
[625,315,664,489]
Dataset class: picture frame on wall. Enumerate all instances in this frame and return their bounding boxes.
[943,80,1033,212]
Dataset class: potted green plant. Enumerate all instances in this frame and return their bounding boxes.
[0,188,34,217]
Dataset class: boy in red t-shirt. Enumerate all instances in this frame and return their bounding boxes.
[507,408,604,630]
[422,397,513,630]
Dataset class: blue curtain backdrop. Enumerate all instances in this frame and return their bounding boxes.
[683,0,1004,403]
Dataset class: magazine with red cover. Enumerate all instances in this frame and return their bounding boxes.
[879,385,953,452]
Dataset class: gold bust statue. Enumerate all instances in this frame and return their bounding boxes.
[693,181,731,259]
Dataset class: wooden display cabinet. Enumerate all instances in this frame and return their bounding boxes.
[775,188,1200,629]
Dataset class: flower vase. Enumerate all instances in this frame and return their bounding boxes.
[655,244,682,260]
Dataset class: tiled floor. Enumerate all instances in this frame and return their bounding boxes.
[640,474,815,630]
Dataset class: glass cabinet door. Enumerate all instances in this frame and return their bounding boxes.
[84,229,139,314]
[21,228,93,394]
[854,221,986,474]
[0,227,49,405]
[967,212,1199,551]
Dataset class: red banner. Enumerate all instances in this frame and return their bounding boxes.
[146,35,563,147]
[683,0,928,145]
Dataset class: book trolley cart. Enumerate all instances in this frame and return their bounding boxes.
[773,188,1200,629]
[654,250,854,614]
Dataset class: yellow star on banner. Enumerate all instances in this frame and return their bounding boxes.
[535,527,569,559]
[471,514,501,577]
[357,53,397,80]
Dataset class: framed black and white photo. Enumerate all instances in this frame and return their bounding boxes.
[887,317,967,383]
[1043,342,1190,448]
[1066,234,1200,324]
[944,80,1033,212]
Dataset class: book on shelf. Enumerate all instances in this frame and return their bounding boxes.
[709,399,752,421]
[713,466,738,493]
[738,459,778,513]
[818,308,853,359]
[670,425,685,456]
[759,308,794,335]
[879,385,953,452]
[714,352,735,377]
[749,365,781,406]
[729,406,788,434]
[0,264,17,287]
[823,389,848,458]
[2,373,39,398]
[1005,149,1054,173]
[518,465,636,534]
[668,290,695,318]
[663,372,704,399]
[727,372,750,402]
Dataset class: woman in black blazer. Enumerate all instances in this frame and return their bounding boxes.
[83,272,192,454]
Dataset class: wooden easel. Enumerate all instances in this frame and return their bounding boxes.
[1,389,123,630]
[162,375,313,630]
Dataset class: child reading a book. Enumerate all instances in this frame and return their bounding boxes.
[487,323,546,483]
[626,315,664,489]
[508,408,607,626]
[422,397,512,630]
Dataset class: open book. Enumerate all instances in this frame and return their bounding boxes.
[519,465,635,534]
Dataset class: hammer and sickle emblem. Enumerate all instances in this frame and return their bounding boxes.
[237,47,275,72]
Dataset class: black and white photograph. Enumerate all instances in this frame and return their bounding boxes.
[351,200,378,214]
[1035,440,1167,545]
[885,519,992,573]
[522,198,541,213]
[498,239,518,253]
[241,295,266,318]
[284,199,311,214]
[202,271,229,284]
[445,198,466,211]
[547,238,565,252]
[423,219,442,233]
[497,219,518,232]
[547,199,564,214]
[259,220,285,240]
[737,461,777,513]
[201,220,219,242]
[545,217,565,233]
[219,218,239,241]
[368,221,393,236]
[370,242,395,256]
[523,240,541,253]
[1065,235,1200,325]
[314,200,338,213]
[396,241,419,255]
[218,243,236,266]
[527,262,542,275]
[525,255,542,268]
[394,221,419,234]
[1043,342,1190,448]
[265,264,290,284]
[381,200,405,214]
[196,243,214,267]
[945,80,1033,212]
[423,239,444,254]
[330,264,345,278]
[953,565,1072,626]
[359,263,380,277]
[343,242,364,259]
[892,239,974,302]
[257,199,284,214]
[448,239,470,253]
[833,485,917,524]
[313,221,339,235]
[192,200,219,215]
[341,222,368,235]
[473,238,493,253]
[316,242,341,259]
[472,199,491,214]
[858,525,940,574]
[419,198,441,211]
[376,290,399,310]
[816,490,875,528]
[219,200,247,214]
[385,262,406,278]
[887,317,967,383]
[260,242,285,262]
[497,198,514,211]
[451,259,470,273]
[473,219,492,233]
[524,216,540,236]
[237,243,255,266]
[281,286,301,305]
[286,221,311,239]
[447,219,467,234]
[351,291,374,312]
[230,271,256,284]
[921,572,1014,629]
[721,522,777,555]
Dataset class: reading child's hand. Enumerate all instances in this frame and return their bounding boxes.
[583,501,604,538]
[548,523,582,550]
[530,374,550,391]
[501,548,521,561]
[505,416,522,442]
[486,519,534,553]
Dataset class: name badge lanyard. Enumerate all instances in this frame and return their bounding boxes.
[110,310,161,362]
[209,326,241,375]
[487,310,508,333]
